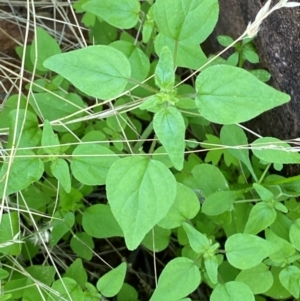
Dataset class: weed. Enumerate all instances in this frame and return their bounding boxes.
[1,0,300,300]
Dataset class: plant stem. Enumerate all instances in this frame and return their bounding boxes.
[258,163,271,184]
[128,78,159,94]
[133,121,153,153]
[149,137,157,154]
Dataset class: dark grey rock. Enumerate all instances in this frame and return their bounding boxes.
[208,0,300,140]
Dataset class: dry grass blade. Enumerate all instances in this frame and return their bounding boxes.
[1,1,300,300]
[0,1,91,300]
[245,0,300,38]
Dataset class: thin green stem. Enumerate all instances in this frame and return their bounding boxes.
[258,163,271,184]
[238,161,248,184]
[128,78,158,94]
[133,121,153,153]
[234,198,260,204]
[264,174,300,186]
[173,40,179,65]
[149,137,157,154]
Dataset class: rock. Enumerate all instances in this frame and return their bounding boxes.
[208,0,300,141]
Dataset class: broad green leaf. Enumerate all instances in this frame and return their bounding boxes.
[289,218,300,251]
[195,65,290,124]
[201,134,225,166]
[204,255,219,284]
[267,227,291,260]
[270,211,292,241]
[71,144,118,186]
[150,257,201,301]
[0,212,21,255]
[227,52,239,66]
[142,9,154,44]
[24,266,56,301]
[183,222,210,254]
[274,201,288,213]
[220,125,257,181]
[225,233,274,269]
[243,46,259,64]
[70,232,94,261]
[211,281,255,301]
[229,202,251,234]
[154,33,207,70]
[16,44,35,72]
[89,19,118,45]
[153,106,185,170]
[110,40,150,89]
[0,294,12,301]
[64,258,87,288]
[279,266,300,298]
[191,164,229,197]
[139,94,161,111]
[235,263,273,294]
[29,92,85,132]
[244,202,277,234]
[83,282,101,301]
[263,181,300,202]
[0,94,28,128]
[158,183,200,229]
[41,120,60,155]
[31,27,61,72]
[59,187,82,211]
[154,0,219,43]
[0,269,9,280]
[8,109,42,148]
[217,35,234,47]
[253,183,274,201]
[3,278,27,300]
[106,156,176,250]
[48,278,84,301]
[0,150,44,196]
[83,0,140,29]
[19,185,50,213]
[97,262,127,297]
[176,97,197,110]
[111,133,124,151]
[142,226,171,252]
[250,69,271,82]
[264,266,291,299]
[202,191,237,216]
[82,204,123,239]
[152,146,173,168]
[155,46,175,91]
[277,176,300,193]
[252,137,300,164]
[81,130,109,148]
[50,211,75,247]
[50,158,71,193]
[44,45,131,100]
[118,283,139,301]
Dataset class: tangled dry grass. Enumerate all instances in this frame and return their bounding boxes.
[0,1,86,105]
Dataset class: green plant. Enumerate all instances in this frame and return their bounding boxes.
[1,0,300,300]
